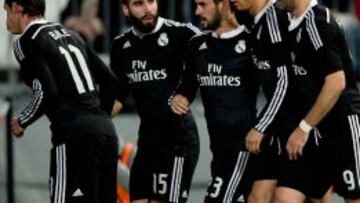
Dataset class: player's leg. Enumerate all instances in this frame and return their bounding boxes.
[248,180,277,203]
[274,187,306,203]
[248,135,280,203]
[98,134,119,203]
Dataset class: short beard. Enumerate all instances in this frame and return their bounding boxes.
[202,11,222,31]
[129,14,158,33]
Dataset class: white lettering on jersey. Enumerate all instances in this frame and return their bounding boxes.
[129,60,167,83]
[293,64,307,75]
[252,55,271,70]
[48,29,71,40]
[198,63,241,87]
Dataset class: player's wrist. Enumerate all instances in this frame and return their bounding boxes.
[298,119,312,134]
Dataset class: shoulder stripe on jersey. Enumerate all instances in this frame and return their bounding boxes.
[348,115,360,188]
[222,152,249,203]
[305,9,323,50]
[18,79,44,125]
[169,157,184,202]
[266,6,282,44]
[14,39,25,61]
[326,8,330,24]
[164,19,201,35]
[31,23,61,40]
[255,66,288,133]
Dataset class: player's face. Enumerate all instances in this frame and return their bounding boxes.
[228,0,253,11]
[123,0,158,33]
[277,0,296,12]
[195,0,222,30]
[3,2,22,34]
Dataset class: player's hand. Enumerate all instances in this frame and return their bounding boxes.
[286,128,309,160]
[170,94,189,115]
[245,128,264,154]
[11,117,24,138]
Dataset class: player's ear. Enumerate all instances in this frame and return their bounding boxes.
[121,4,129,17]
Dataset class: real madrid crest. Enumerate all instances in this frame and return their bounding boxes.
[158,33,169,47]
[235,40,246,54]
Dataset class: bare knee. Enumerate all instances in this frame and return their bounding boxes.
[274,187,305,203]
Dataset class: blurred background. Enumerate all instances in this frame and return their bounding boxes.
[0,0,359,203]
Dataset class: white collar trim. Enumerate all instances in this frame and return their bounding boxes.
[288,0,318,31]
[211,26,245,39]
[254,0,277,24]
[22,18,47,35]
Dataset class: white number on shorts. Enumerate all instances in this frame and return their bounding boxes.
[209,177,223,198]
[59,45,95,94]
[343,170,356,191]
[153,173,168,194]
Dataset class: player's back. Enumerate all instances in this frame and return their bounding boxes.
[15,21,116,141]
[18,22,97,102]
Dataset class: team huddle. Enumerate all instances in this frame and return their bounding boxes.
[4,0,360,203]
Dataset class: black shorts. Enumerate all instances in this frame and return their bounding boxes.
[50,134,118,203]
[249,135,282,182]
[277,127,332,199]
[130,147,199,203]
[278,114,360,199]
[330,114,360,199]
[204,148,252,203]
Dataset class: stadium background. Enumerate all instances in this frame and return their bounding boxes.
[0,0,359,202]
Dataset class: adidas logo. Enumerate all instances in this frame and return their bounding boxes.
[237,194,245,202]
[182,190,188,198]
[123,41,131,49]
[72,188,84,197]
[199,42,207,50]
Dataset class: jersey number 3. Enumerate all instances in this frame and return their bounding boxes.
[59,45,95,94]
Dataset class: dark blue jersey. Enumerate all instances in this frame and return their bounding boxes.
[13,20,117,143]
[111,17,200,151]
[289,1,360,122]
[178,27,259,147]
[245,0,298,136]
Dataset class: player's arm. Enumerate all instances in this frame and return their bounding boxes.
[247,42,290,153]
[171,38,200,115]
[110,39,130,117]
[14,51,59,137]
[287,19,345,160]
[86,45,119,115]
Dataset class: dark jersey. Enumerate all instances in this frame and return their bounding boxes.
[177,27,259,146]
[14,20,117,143]
[288,1,360,122]
[246,0,297,136]
[111,17,200,150]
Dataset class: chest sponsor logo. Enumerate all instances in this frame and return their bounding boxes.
[158,33,169,47]
[235,40,246,54]
[198,63,241,87]
[293,64,307,75]
[127,60,167,83]
[252,55,270,70]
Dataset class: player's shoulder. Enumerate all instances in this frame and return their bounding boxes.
[308,5,340,33]
[188,31,209,46]
[162,18,201,34]
[112,28,132,46]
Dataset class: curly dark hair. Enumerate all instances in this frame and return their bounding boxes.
[5,0,45,16]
